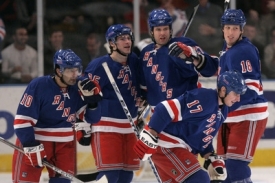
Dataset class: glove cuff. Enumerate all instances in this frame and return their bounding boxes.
[195,54,205,70]
[23,144,44,153]
[23,140,41,147]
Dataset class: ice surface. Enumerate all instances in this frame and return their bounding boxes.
[0,167,274,183]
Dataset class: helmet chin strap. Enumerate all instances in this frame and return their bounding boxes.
[56,73,69,86]
[114,48,128,57]
[60,75,69,86]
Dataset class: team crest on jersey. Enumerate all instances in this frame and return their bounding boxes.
[123,65,132,76]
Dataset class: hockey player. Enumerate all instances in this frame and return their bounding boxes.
[134,70,247,183]
[12,49,102,183]
[79,24,141,183]
[139,9,219,111]
[217,9,269,183]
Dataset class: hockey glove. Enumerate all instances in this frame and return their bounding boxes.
[133,125,158,161]
[23,143,47,168]
[78,78,102,104]
[203,153,227,182]
[74,121,92,146]
[168,42,204,65]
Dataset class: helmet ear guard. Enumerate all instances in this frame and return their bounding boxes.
[217,70,247,95]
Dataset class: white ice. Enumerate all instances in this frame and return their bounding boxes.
[0,167,274,183]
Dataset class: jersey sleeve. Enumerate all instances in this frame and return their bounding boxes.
[200,143,214,158]
[14,79,43,146]
[76,101,101,124]
[148,93,191,133]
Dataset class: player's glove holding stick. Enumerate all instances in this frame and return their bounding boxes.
[78,78,102,104]
[74,121,92,146]
[23,142,47,168]
[133,125,158,161]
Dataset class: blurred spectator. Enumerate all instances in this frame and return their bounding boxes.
[0,17,6,84]
[0,0,38,48]
[0,0,20,43]
[0,17,5,61]
[243,20,268,78]
[158,0,188,37]
[75,15,94,35]
[246,13,266,45]
[164,0,189,9]
[124,0,158,39]
[236,1,270,46]
[44,0,79,28]
[1,26,38,84]
[81,32,107,69]
[44,29,65,75]
[237,0,270,18]
[15,0,37,33]
[185,0,223,55]
[243,21,265,61]
[263,26,275,79]
[18,0,38,42]
[259,0,275,45]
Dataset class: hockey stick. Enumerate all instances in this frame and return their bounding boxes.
[102,62,162,183]
[224,0,230,11]
[183,4,199,37]
[0,137,107,183]
[137,103,151,122]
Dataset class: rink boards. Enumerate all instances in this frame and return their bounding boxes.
[0,79,275,172]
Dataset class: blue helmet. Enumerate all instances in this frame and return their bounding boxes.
[221,9,246,28]
[148,9,172,30]
[105,24,134,43]
[53,49,83,74]
[218,70,247,95]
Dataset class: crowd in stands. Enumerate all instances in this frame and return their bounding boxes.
[1,0,275,84]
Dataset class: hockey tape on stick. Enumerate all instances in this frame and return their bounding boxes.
[183,4,199,37]
[0,137,108,183]
[137,104,151,121]
[102,62,162,183]
[224,0,230,11]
